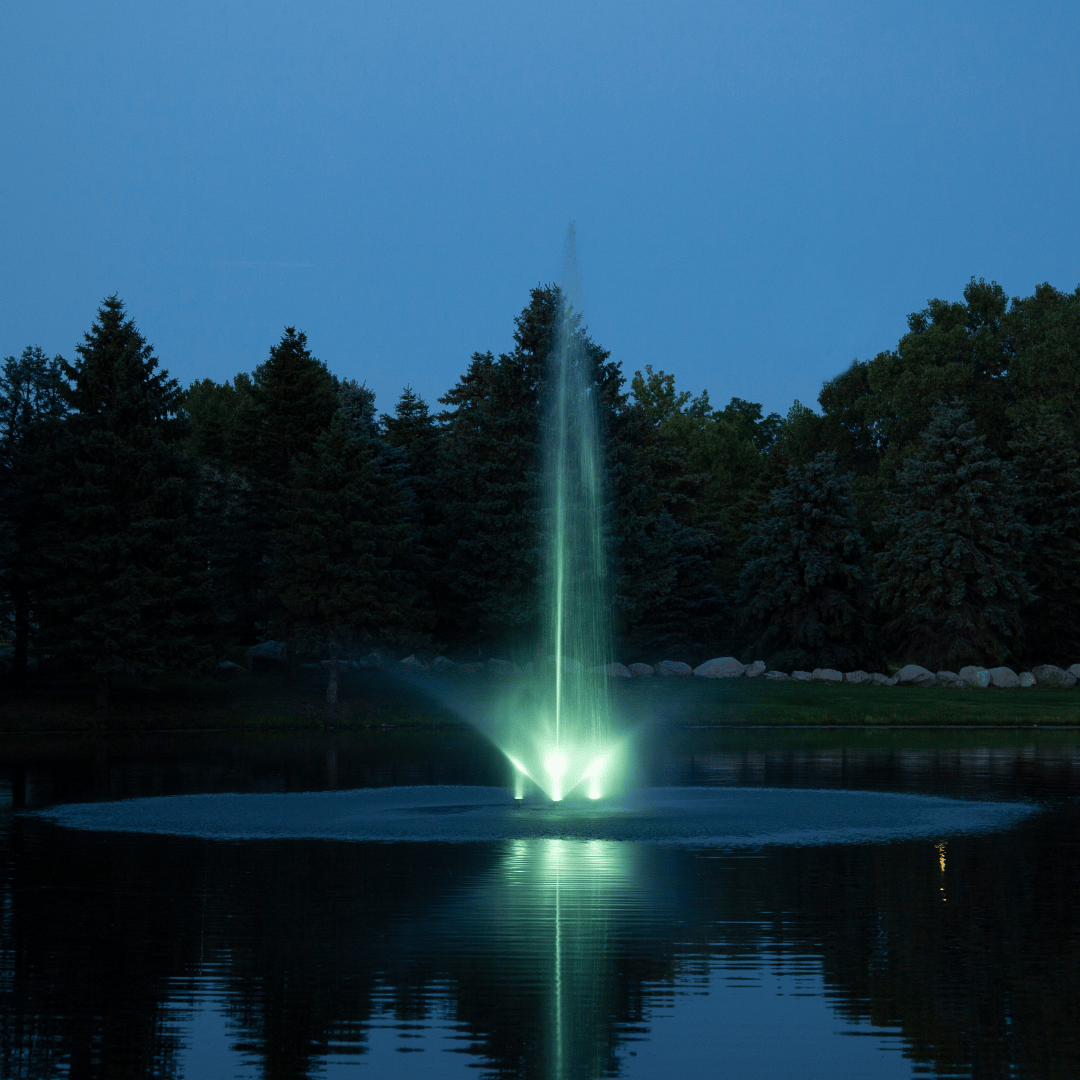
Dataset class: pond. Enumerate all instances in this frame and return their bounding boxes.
[1,726,1078,1079]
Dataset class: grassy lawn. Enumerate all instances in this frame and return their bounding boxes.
[614,677,1080,728]
[1,669,1078,733]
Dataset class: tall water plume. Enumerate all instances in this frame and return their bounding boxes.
[500,226,620,802]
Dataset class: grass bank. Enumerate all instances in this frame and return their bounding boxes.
[1,669,1078,733]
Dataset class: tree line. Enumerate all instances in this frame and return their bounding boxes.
[2,279,1078,701]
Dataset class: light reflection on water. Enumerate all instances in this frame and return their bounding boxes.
[163,839,915,1080]
[2,731,1079,1079]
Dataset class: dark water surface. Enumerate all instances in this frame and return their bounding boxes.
[1,727,1078,1079]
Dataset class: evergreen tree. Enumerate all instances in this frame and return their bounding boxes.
[608,396,727,660]
[736,452,877,671]
[0,346,67,682]
[875,402,1030,668]
[1009,413,1080,661]
[221,328,339,640]
[39,298,216,705]
[269,413,413,702]
[382,387,443,628]
[436,287,558,646]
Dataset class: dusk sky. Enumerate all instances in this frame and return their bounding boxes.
[3,0,1078,418]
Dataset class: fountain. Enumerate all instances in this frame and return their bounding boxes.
[493,227,622,803]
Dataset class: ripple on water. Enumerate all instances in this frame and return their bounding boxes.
[35,785,1035,846]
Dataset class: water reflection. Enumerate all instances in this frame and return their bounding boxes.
[0,734,1078,1079]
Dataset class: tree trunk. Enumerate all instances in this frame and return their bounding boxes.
[326,644,340,705]
[12,580,29,685]
[95,672,111,709]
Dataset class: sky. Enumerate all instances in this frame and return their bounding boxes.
[3,0,1079,418]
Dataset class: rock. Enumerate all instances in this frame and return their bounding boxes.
[546,656,583,674]
[354,652,384,669]
[844,670,872,685]
[1069,663,1080,680]
[791,670,813,681]
[432,656,455,671]
[1019,671,1036,687]
[812,668,843,682]
[457,662,484,674]
[218,660,248,677]
[246,640,285,670]
[936,670,965,689]
[764,670,791,680]
[896,664,937,687]
[745,661,766,678]
[591,663,631,678]
[656,660,693,677]
[399,654,428,671]
[871,673,899,686]
[988,666,1019,689]
[628,663,655,677]
[959,666,990,688]
[1032,664,1077,687]
[487,658,522,676]
[693,657,746,679]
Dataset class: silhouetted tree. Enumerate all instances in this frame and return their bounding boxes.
[0,346,66,683]
[875,402,1030,667]
[1009,412,1080,661]
[39,297,216,705]
[269,413,413,701]
[736,452,877,670]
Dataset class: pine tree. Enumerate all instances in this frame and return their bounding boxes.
[436,286,558,646]
[875,402,1030,667]
[736,452,877,670]
[382,387,443,628]
[222,328,340,640]
[0,347,67,682]
[1009,412,1080,661]
[39,298,216,705]
[269,413,413,702]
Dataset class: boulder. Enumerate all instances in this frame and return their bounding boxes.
[936,670,965,689]
[871,673,899,686]
[1067,663,1080,681]
[1032,664,1077,688]
[432,656,455,671]
[693,657,746,679]
[218,660,248,677]
[457,662,484,674]
[656,660,693,677]
[812,668,843,682]
[896,665,937,687]
[791,670,813,681]
[628,663,655,678]
[591,663,631,679]
[764,670,791,680]
[399,654,428,671]
[356,652,384,669]
[959,666,990,688]
[546,656,583,674]
[487,658,521,676]
[988,666,1019,689]
[745,660,766,678]
[844,670,872,685]
[1019,671,1036,688]
[246,640,285,670]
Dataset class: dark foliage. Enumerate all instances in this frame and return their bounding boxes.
[736,452,877,671]
[37,297,217,704]
[875,403,1031,668]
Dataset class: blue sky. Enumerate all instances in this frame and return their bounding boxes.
[3,0,1078,417]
